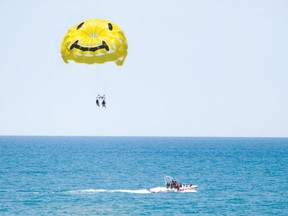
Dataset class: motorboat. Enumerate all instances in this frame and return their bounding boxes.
[164,176,197,192]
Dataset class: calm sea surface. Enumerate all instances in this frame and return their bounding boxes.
[0,136,287,215]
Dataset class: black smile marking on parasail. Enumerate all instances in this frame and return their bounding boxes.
[70,40,109,52]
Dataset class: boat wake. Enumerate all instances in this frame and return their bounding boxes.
[67,186,196,195]
[67,189,151,194]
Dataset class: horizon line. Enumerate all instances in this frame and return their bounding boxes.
[0,135,287,139]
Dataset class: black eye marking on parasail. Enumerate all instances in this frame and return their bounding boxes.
[77,22,85,30]
[108,23,113,31]
[70,40,110,52]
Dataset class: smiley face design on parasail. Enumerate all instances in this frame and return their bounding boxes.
[61,19,128,65]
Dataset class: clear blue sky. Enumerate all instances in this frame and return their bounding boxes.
[0,0,287,137]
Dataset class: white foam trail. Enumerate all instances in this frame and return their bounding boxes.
[67,189,107,194]
[111,189,151,194]
[67,189,151,194]
[66,187,197,194]
[149,187,168,193]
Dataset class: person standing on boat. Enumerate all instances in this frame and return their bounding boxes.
[175,181,179,190]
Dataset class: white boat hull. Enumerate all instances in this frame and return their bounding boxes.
[167,185,197,192]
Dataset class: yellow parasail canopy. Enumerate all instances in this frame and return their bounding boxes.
[61,19,128,66]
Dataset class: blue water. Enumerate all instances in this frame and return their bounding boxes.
[0,137,287,215]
